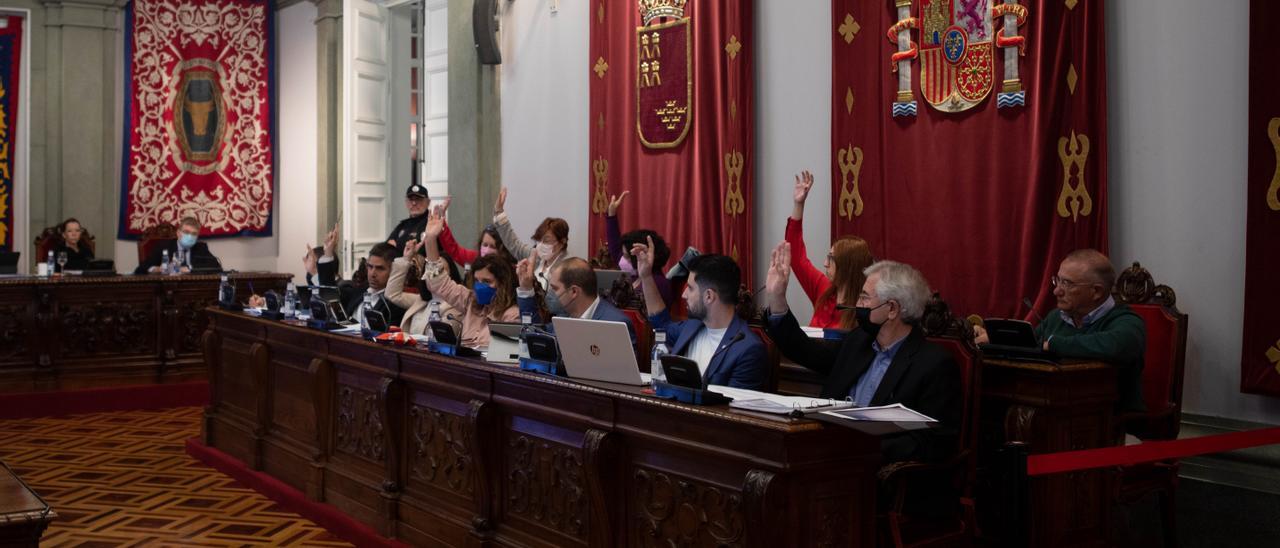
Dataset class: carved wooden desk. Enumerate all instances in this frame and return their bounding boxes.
[202,309,883,547]
[0,273,291,392]
[0,460,56,547]
[979,358,1117,548]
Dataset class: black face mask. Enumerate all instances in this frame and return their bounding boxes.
[855,301,891,337]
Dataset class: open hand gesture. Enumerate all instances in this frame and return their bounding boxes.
[516,258,535,290]
[424,212,445,240]
[493,187,508,215]
[433,197,451,218]
[793,170,815,205]
[765,241,793,313]
[303,244,318,275]
[630,236,655,278]
[606,190,629,217]
[403,238,422,259]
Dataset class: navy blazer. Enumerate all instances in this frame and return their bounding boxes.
[649,309,767,390]
[766,309,960,463]
[517,294,636,343]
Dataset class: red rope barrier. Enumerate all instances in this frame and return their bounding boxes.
[1026,426,1280,476]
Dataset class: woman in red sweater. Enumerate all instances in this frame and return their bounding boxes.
[786,171,874,330]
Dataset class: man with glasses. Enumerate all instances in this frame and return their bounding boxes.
[977,248,1147,412]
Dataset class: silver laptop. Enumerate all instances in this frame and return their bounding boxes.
[486,322,522,364]
[594,269,628,294]
[552,317,647,386]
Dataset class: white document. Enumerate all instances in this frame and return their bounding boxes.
[800,326,826,339]
[710,385,855,415]
[820,403,937,423]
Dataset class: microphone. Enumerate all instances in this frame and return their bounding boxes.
[1022,297,1044,325]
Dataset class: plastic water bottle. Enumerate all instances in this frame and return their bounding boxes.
[282,282,298,317]
[218,274,234,303]
[46,251,55,276]
[360,293,375,331]
[650,330,669,383]
[518,313,533,360]
[427,300,442,343]
[161,249,170,274]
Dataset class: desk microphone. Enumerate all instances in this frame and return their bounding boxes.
[1022,297,1044,325]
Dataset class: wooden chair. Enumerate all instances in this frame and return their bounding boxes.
[602,278,654,365]
[1112,262,1188,548]
[33,224,97,260]
[877,294,983,548]
[138,223,177,263]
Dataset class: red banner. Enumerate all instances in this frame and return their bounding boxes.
[832,0,1107,319]
[120,0,275,238]
[589,0,754,284]
[1242,0,1280,397]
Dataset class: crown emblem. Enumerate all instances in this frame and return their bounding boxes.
[638,0,687,26]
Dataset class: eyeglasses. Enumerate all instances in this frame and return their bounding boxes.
[1051,275,1098,291]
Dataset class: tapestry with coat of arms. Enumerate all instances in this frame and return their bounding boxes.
[119,0,275,238]
[0,15,21,251]
[831,0,1107,320]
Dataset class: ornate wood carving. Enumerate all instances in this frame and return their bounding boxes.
[811,494,854,548]
[921,292,976,347]
[0,304,29,360]
[632,467,745,547]
[466,399,495,533]
[249,342,271,470]
[741,469,779,548]
[1004,405,1037,443]
[582,429,618,548]
[408,405,474,494]
[34,289,55,368]
[1113,261,1178,309]
[379,376,403,494]
[506,434,588,539]
[307,357,334,501]
[335,384,387,463]
[58,302,153,357]
[200,326,222,445]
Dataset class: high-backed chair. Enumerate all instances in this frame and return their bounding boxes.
[877,294,983,548]
[138,222,177,264]
[1112,262,1188,548]
[602,278,654,365]
[34,224,97,261]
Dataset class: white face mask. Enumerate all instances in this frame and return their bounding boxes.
[536,241,557,261]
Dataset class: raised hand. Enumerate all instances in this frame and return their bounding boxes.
[303,243,318,275]
[435,196,452,217]
[516,258,535,290]
[323,222,340,257]
[403,238,422,259]
[606,190,630,217]
[765,241,793,313]
[791,170,815,221]
[423,212,445,240]
[493,187,508,215]
[630,236,655,278]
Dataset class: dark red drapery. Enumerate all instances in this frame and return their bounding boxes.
[588,0,755,285]
[831,0,1108,319]
[1242,0,1280,397]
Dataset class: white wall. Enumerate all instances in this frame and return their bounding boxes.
[499,0,1279,425]
[112,2,318,281]
[1108,0,1278,425]
[499,0,589,259]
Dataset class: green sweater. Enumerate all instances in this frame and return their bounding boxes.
[1036,303,1147,412]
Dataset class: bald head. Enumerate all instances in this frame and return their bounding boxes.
[553,257,597,295]
[1063,249,1115,293]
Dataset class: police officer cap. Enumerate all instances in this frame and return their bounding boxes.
[406,184,428,199]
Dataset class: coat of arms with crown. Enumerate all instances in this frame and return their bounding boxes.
[636,0,691,148]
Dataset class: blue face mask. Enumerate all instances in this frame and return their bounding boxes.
[178,233,198,250]
[473,281,497,306]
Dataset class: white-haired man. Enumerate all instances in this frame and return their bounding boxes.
[763,242,960,464]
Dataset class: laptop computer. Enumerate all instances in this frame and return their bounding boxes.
[552,317,647,386]
[980,318,1057,363]
[486,322,522,364]
[0,251,18,275]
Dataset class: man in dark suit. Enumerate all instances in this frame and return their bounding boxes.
[763,242,960,464]
[135,216,221,274]
[632,239,767,390]
[515,257,636,343]
[317,242,406,326]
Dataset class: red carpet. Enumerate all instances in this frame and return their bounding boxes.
[0,381,210,419]
[185,438,409,548]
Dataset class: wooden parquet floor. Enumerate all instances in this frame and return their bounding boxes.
[0,406,353,547]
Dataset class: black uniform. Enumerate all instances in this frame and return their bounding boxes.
[52,243,95,271]
[385,214,430,251]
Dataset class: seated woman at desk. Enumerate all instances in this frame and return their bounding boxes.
[419,211,520,347]
[53,218,95,270]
